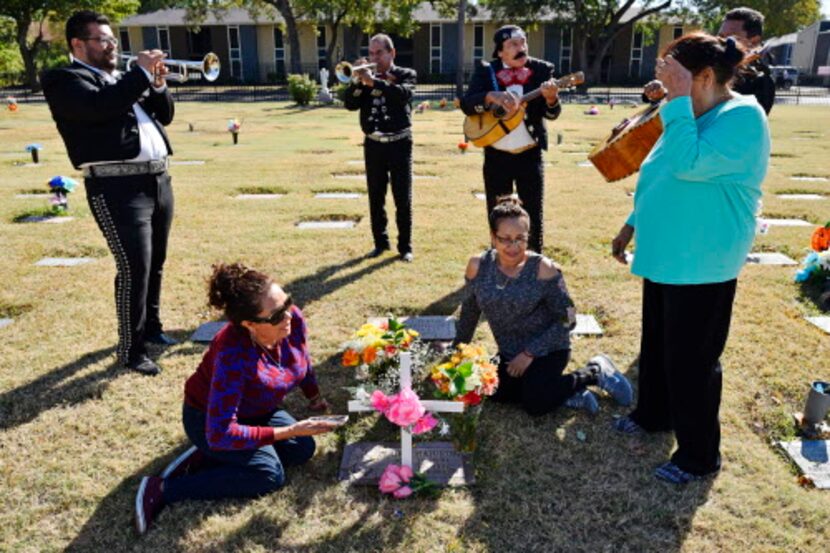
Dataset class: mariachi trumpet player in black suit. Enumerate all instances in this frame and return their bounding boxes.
[41,10,178,376]
[461,25,562,254]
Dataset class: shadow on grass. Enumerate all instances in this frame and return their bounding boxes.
[0,346,122,431]
[286,255,398,309]
[797,278,830,312]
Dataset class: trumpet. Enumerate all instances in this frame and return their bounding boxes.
[335,60,376,83]
[121,52,221,82]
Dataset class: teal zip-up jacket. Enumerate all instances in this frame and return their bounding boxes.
[626,93,770,285]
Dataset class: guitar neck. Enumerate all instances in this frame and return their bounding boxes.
[520,73,582,103]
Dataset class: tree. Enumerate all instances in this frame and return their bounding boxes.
[482,0,675,85]
[1,0,138,91]
[692,0,820,38]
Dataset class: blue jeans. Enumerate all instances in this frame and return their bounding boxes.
[163,403,316,503]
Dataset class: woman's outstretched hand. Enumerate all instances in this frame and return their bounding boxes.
[612,224,634,264]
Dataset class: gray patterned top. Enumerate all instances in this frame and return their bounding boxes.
[454,249,576,361]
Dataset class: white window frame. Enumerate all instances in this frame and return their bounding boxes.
[560,27,573,74]
[630,29,643,78]
[273,26,285,75]
[157,26,171,56]
[228,26,243,80]
[430,23,442,74]
[473,24,484,63]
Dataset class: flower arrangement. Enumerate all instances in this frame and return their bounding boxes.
[812,223,830,253]
[341,318,423,393]
[369,387,438,434]
[25,143,42,164]
[47,176,77,213]
[457,141,469,153]
[416,100,430,114]
[430,343,498,406]
[379,464,438,499]
[795,250,830,283]
[227,119,241,144]
[7,97,18,112]
[438,97,448,109]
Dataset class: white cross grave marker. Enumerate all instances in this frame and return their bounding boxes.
[347,352,463,468]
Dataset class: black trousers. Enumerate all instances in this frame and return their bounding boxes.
[631,278,737,475]
[85,171,174,364]
[492,350,589,417]
[364,137,413,254]
[483,146,545,253]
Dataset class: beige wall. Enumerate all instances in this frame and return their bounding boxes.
[657,24,701,54]
[257,25,275,68]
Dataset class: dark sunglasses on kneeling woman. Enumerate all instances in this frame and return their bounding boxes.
[249,296,293,325]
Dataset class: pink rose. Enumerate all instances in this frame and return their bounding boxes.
[397,465,414,482]
[370,390,391,413]
[378,464,404,493]
[393,485,413,499]
[412,413,438,435]
[385,387,425,427]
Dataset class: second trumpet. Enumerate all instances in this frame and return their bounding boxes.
[335,61,376,83]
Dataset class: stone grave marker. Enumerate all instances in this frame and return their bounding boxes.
[0,319,13,330]
[14,193,50,199]
[344,353,467,481]
[314,192,362,199]
[473,192,486,201]
[576,161,593,168]
[806,316,830,334]
[190,321,226,343]
[745,252,798,265]
[339,442,474,486]
[790,176,828,182]
[777,194,825,201]
[35,257,94,267]
[571,314,603,336]
[368,316,456,342]
[764,218,812,227]
[333,174,365,180]
[234,194,284,200]
[777,440,830,489]
[20,216,74,224]
[296,220,357,230]
[170,160,206,166]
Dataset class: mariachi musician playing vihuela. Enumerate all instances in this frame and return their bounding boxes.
[461,25,564,254]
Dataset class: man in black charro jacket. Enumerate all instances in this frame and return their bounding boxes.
[718,7,775,115]
[344,33,417,262]
[461,25,563,253]
[41,10,177,376]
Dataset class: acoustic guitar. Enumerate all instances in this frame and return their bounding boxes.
[463,71,585,148]
[588,101,664,182]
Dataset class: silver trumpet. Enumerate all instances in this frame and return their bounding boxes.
[335,60,376,83]
[121,52,221,82]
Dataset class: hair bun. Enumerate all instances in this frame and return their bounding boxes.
[723,36,744,66]
[495,193,523,207]
[208,262,249,310]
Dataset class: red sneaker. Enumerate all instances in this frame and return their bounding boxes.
[135,476,165,535]
[160,446,205,479]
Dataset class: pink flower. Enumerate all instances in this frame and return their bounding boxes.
[393,485,413,499]
[412,413,438,435]
[370,390,391,413]
[385,387,425,427]
[379,464,404,493]
[397,465,414,481]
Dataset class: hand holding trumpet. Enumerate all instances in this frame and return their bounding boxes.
[135,50,168,86]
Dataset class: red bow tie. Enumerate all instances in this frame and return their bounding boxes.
[496,67,532,87]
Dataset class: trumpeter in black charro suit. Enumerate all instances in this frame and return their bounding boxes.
[461,25,563,253]
[41,10,177,375]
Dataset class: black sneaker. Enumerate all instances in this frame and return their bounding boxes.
[125,355,161,376]
[144,332,178,346]
[367,246,390,258]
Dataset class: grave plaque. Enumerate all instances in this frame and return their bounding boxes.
[190,321,226,343]
[576,161,593,167]
[35,257,93,267]
[170,160,206,166]
[473,192,486,201]
[297,220,356,229]
[777,440,830,489]
[746,252,797,266]
[314,192,362,199]
[234,194,283,200]
[764,219,812,227]
[571,314,603,336]
[777,194,825,201]
[790,176,828,182]
[806,316,830,334]
[20,216,74,224]
[0,318,13,329]
[368,316,456,341]
[333,174,365,180]
[14,193,50,199]
[339,442,474,486]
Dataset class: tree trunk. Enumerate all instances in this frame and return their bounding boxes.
[15,15,42,92]
[455,0,466,99]
[275,0,303,74]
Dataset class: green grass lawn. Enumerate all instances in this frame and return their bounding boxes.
[1,101,829,552]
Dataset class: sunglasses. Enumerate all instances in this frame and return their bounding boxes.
[494,234,529,247]
[249,296,293,325]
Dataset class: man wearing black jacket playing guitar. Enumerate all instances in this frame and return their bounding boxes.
[461,25,562,253]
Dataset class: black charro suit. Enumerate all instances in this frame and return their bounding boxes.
[461,57,562,252]
[42,61,175,366]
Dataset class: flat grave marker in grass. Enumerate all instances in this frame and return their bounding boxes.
[170,160,206,166]
[745,252,798,265]
[14,193,50,199]
[764,218,812,227]
[19,216,74,224]
[234,194,284,200]
[777,194,825,200]
[296,220,357,229]
[791,176,829,182]
[190,321,226,343]
[346,160,363,165]
[314,192,362,199]
[576,161,593,168]
[0,319,13,330]
[333,173,439,180]
[368,316,456,341]
[571,314,603,336]
[35,257,94,267]
[777,440,830,489]
[473,192,486,201]
[806,316,830,334]
[339,442,473,486]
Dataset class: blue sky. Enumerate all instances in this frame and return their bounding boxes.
[823,0,829,17]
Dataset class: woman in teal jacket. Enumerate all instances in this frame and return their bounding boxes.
[610,33,770,484]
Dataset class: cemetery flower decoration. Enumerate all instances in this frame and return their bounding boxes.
[48,176,77,212]
[7,96,18,112]
[25,143,42,164]
[794,251,830,283]
[811,222,830,252]
[379,464,438,499]
[227,119,241,144]
[457,140,469,153]
[369,387,438,435]
[341,318,422,393]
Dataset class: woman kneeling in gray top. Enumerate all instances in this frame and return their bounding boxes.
[453,196,633,416]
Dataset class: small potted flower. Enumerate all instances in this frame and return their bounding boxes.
[48,176,78,213]
[227,119,241,144]
[457,140,469,154]
[25,143,42,164]
[7,96,18,112]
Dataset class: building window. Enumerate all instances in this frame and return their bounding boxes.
[673,25,684,39]
[273,27,285,76]
[630,29,643,78]
[473,24,484,63]
[119,29,131,56]
[317,26,327,69]
[228,26,242,79]
[430,24,442,74]
[157,26,170,56]
[560,27,572,74]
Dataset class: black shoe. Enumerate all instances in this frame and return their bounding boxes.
[144,332,178,346]
[367,246,390,258]
[125,355,162,376]
[400,252,414,263]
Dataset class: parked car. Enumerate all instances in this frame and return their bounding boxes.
[769,66,799,90]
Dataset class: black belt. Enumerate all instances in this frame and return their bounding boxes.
[83,159,168,178]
